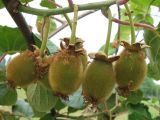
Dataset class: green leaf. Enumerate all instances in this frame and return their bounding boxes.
[152,1,160,7]
[40,0,56,9]
[144,24,160,80]
[126,90,143,104]
[26,82,58,112]
[20,0,33,3]
[140,77,158,99]
[0,70,5,82]
[40,113,56,120]
[54,99,66,111]
[99,43,116,55]
[32,107,46,118]
[130,0,160,7]
[36,16,57,34]
[0,26,28,53]
[0,83,17,105]
[119,25,131,41]
[0,0,4,9]
[0,26,41,54]
[133,14,153,24]
[154,116,160,120]
[12,99,34,118]
[107,94,116,109]
[127,103,152,120]
[47,40,59,54]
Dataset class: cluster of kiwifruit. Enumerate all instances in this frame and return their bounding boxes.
[6,39,147,105]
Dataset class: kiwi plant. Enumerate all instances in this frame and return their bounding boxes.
[114,41,148,95]
[82,53,119,104]
[49,38,85,99]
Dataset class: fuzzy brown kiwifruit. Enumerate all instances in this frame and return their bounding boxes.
[60,37,88,70]
[6,51,37,87]
[82,53,119,104]
[114,41,148,95]
[49,43,84,99]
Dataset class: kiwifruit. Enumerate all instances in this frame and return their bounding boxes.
[82,53,119,104]
[6,51,36,87]
[114,41,147,94]
[60,37,87,71]
[49,47,83,98]
[80,52,88,70]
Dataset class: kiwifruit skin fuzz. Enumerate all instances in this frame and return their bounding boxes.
[80,54,88,71]
[114,49,147,90]
[6,51,36,87]
[82,60,116,103]
[49,50,83,95]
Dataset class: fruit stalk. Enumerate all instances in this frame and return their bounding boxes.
[63,14,72,30]
[40,17,50,57]
[70,5,79,44]
[104,8,112,56]
[124,3,135,44]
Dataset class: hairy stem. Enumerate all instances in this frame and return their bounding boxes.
[124,4,135,44]
[70,5,78,44]
[104,9,112,56]
[18,0,117,16]
[40,17,50,57]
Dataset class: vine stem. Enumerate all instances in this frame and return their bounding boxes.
[40,17,50,57]
[70,5,78,44]
[18,0,117,16]
[124,3,135,44]
[104,8,112,56]
[112,17,155,31]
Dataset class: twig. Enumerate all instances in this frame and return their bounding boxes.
[112,17,155,31]
[49,10,98,38]
[50,16,65,24]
